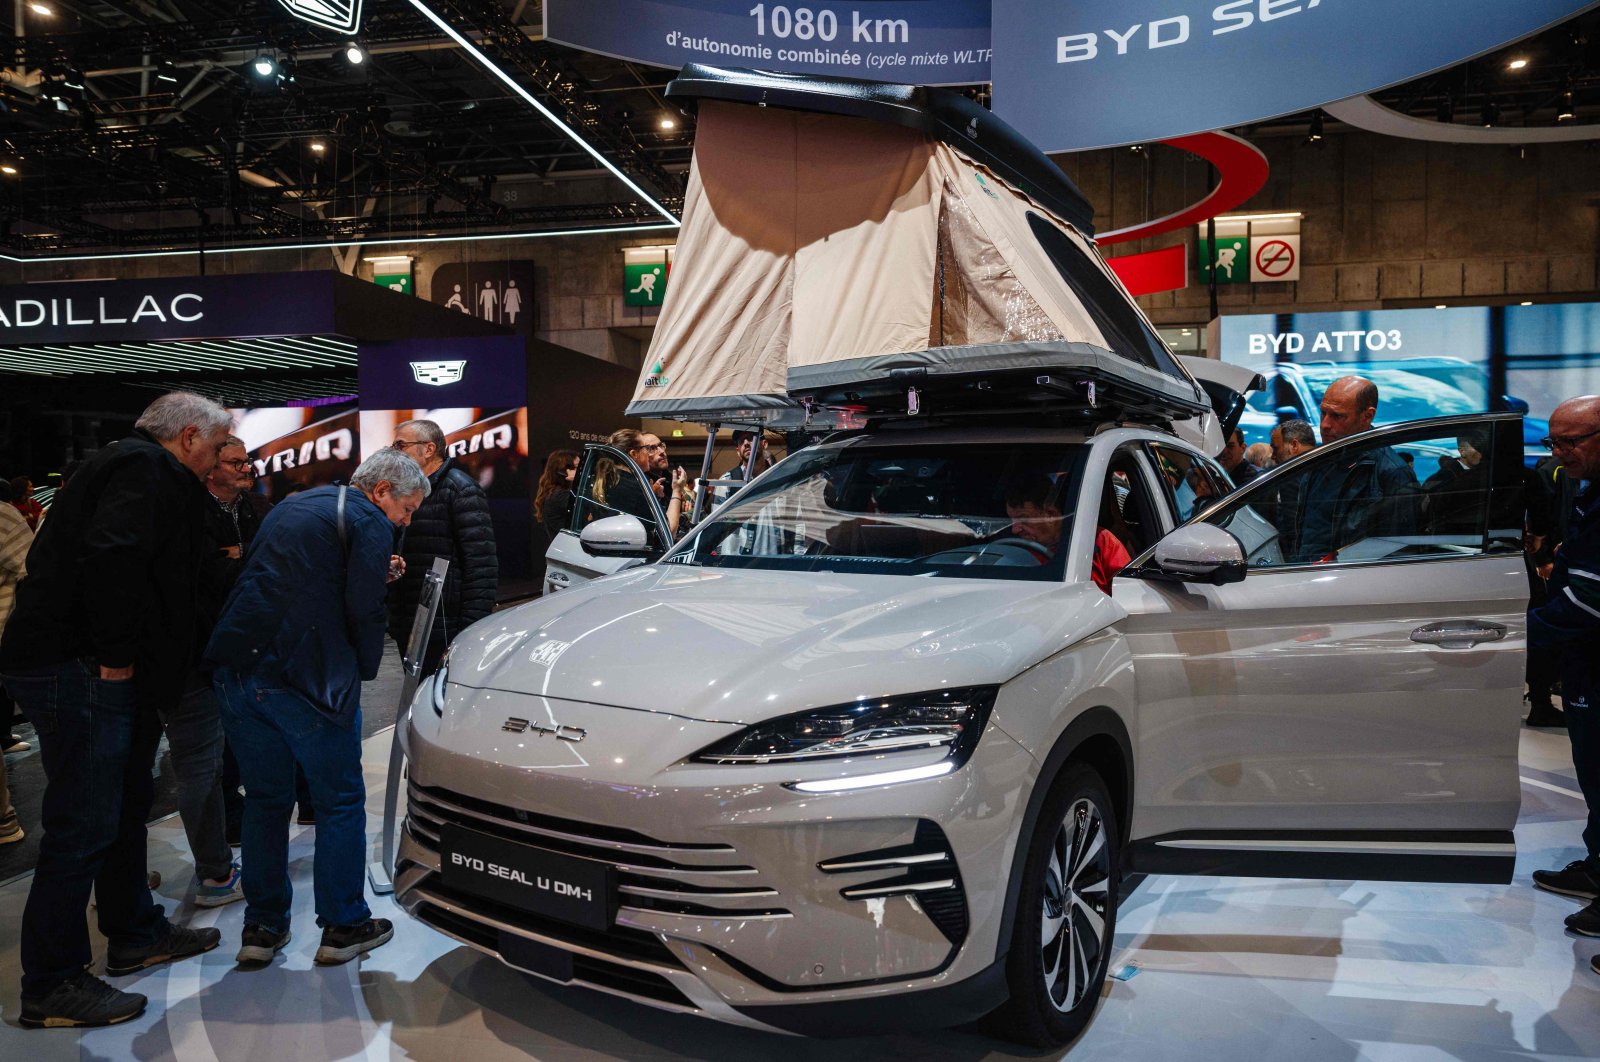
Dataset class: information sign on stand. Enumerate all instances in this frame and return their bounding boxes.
[369,556,449,895]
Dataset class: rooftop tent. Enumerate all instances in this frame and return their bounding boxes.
[625,66,1208,424]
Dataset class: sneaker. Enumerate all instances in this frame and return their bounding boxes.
[2,735,29,753]
[105,920,222,976]
[19,971,147,1028]
[1534,861,1600,900]
[0,821,22,846]
[194,863,244,908]
[1566,898,1600,937]
[314,918,393,966]
[235,924,291,968]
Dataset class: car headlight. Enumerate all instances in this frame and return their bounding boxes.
[693,686,997,765]
[429,653,451,717]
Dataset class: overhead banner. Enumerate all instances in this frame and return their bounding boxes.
[545,0,991,85]
[992,0,1596,151]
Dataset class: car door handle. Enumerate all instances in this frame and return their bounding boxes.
[1410,621,1507,649]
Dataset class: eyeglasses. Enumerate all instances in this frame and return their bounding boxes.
[392,439,427,451]
[633,443,666,453]
[1540,429,1600,451]
[222,459,252,472]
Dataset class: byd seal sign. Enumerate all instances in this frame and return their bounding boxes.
[275,0,363,35]
[411,360,467,386]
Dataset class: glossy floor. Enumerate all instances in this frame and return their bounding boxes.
[0,725,1596,1060]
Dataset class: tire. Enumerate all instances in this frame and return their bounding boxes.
[993,761,1121,1049]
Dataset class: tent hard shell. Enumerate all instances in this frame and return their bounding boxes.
[626,66,1208,427]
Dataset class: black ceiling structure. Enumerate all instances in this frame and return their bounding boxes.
[0,0,691,256]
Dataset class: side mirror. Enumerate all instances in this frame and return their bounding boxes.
[1147,523,1247,585]
[579,515,656,558]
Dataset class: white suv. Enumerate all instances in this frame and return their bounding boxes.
[398,409,1525,1047]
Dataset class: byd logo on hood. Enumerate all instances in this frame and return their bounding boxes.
[410,360,467,386]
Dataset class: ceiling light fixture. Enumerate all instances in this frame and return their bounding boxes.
[0,222,682,264]
[1306,111,1324,143]
[1434,304,1448,310]
[155,59,180,84]
[27,2,51,14]
[251,54,279,78]
[1520,301,1533,306]
[0,165,17,176]
[309,140,326,153]
[345,42,367,65]
[1558,90,1575,121]
[402,0,680,226]
[1508,57,1528,71]
[658,116,676,130]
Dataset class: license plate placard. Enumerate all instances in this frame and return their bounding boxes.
[439,823,615,931]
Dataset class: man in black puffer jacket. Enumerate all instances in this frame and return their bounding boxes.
[387,419,498,672]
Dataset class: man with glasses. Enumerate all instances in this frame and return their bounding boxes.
[607,428,689,538]
[1529,397,1600,965]
[386,419,497,675]
[158,436,266,912]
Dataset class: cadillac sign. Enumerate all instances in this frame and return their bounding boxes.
[411,360,467,386]
[275,0,363,35]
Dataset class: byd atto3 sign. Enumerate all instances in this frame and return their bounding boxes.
[992,0,1597,151]
[544,0,991,85]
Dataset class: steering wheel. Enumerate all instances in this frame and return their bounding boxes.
[978,536,1056,564]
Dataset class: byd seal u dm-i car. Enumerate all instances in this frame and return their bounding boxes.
[396,67,1526,1048]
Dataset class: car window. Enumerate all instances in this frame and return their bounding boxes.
[1197,417,1523,569]
[570,445,669,548]
[1146,442,1230,523]
[665,443,1089,581]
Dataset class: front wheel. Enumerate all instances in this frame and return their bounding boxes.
[995,762,1120,1048]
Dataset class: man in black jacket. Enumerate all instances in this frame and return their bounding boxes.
[0,391,233,1029]
[388,419,498,672]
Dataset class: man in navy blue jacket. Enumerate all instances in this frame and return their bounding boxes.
[207,447,428,968]
[1527,396,1600,961]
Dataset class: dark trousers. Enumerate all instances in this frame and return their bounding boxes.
[0,661,165,996]
[1563,674,1600,866]
[215,668,369,933]
[159,684,233,882]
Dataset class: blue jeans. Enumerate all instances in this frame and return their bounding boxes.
[0,661,166,996]
[214,668,370,933]
[160,683,232,882]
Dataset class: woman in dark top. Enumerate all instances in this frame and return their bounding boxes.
[536,449,580,539]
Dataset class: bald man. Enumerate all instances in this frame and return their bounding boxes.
[1292,376,1418,562]
[1529,395,1600,948]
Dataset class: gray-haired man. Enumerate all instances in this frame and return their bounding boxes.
[207,448,428,969]
[0,391,233,1028]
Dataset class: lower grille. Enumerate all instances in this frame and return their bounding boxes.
[818,819,970,944]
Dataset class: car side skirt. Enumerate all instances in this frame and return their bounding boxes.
[1125,829,1515,885]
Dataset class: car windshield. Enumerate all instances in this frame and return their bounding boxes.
[666,443,1087,581]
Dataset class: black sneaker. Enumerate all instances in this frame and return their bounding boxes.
[314,918,393,965]
[19,971,147,1028]
[1534,861,1600,900]
[1566,898,1600,937]
[235,924,292,968]
[105,920,222,976]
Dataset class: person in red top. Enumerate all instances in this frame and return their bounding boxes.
[9,478,42,532]
[1003,479,1130,594]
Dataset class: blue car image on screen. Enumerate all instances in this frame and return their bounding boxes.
[1237,357,1549,465]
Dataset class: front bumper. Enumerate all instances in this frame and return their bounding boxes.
[396,683,1033,1032]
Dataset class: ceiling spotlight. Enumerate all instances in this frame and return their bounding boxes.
[658,116,676,130]
[1306,111,1324,143]
[1434,304,1448,310]
[251,54,278,78]
[309,140,326,154]
[0,165,17,176]
[1508,57,1528,71]
[1520,301,1533,306]
[155,59,180,84]
[27,3,51,14]
[344,42,366,65]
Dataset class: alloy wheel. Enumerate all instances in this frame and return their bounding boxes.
[1039,796,1112,1013]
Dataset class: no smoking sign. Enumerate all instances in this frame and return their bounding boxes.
[1250,234,1301,282]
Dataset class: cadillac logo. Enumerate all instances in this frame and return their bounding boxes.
[501,717,587,743]
[411,360,467,386]
[275,0,363,35]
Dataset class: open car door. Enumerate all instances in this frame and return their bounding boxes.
[1174,354,1265,457]
[1112,413,1526,884]
[543,444,672,594]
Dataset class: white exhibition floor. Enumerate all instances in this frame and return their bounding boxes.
[0,725,1597,1061]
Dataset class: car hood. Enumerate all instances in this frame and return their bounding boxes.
[446,565,1121,724]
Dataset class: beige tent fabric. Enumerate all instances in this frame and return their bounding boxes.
[629,98,1191,419]
[629,101,797,415]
